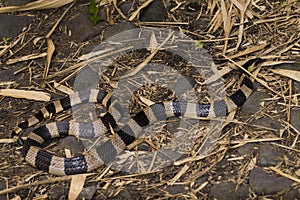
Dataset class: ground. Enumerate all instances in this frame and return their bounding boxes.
[0,0,299,199]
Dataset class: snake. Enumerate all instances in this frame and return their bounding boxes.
[11,59,260,176]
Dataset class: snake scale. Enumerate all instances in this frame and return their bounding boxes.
[11,60,260,176]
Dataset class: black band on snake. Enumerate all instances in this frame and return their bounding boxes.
[11,60,260,176]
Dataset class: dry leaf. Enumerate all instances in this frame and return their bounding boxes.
[78,48,114,61]
[0,138,14,143]
[0,81,14,86]
[0,89,50,101]
[6,52,47,65]
[295,168,300,176]
[261,60,296,66]
[42,38,55,87]
[236,0,251,50]
[65,149,72,158]
[220,0,232,54]
[0,0,74,13]
[139,96,154,106]
[129,0,154,21]
[33,37,44,45]
[52,81,74,95]
[231,0,254,18]
[113,0,127,20]
[69,174,87,200]
[10,196,21,200]
[228,43,268,59]
[205,66,232,84]
[147,32,158,52]
[271,69,300,82]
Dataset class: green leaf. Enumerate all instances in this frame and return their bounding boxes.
[88,0,97,14]
[2,37,10,45]
[88,0,100,26]
[195,40,203,48]
[88,15,100,26]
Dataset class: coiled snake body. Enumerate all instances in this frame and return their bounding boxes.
[12,70,255,176]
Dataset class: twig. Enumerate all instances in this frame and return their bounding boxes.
[47,46,133,79]
[6,52,47,65]
[0,175,85,195]
[113,0,127,20]
[122,31,174,79]
[45,0,75,39]
[129,0,154,21]
[224,55,284,98]
[269,166,300,183]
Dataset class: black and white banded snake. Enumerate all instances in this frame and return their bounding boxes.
[11,59,261,176]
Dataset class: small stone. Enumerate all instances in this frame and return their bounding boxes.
[281,189,300,200]
[0,69,21,82]
[238,185,250,199]
[194,177,208,187]
[3,0,34,6]
[67,12,104,42]
[70,66,99,91]
[258,146,282,166]
[119,2,136,15]
[59,136,85,156]
[250,117,281,130]
[293,81,300,94]
[140,0,167,22]
[103,22,138,42]
[209,181,248,200]
[165,185,186,195]
[77,183,97,200]
[249,167,292,195]
[274,63,300,93]
[241,91,270,114]
[189,19,209,32]
[174,77,196,96]
[113,188,134,200]
[187,2,202,12]
[0,14,33,38]
[237,143,254,155]
[48,185,66,200]
[290,108,300,132]
[0,178,6,200]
